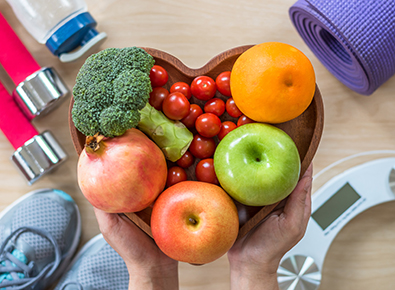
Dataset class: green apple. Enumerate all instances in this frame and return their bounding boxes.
[213,123,301,206]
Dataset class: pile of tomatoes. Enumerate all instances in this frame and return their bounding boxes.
[149,65,255,188]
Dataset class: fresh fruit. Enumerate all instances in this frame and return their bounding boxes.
[204,98,225,117]
[170,82,192,99]
[149,87,169,111]
[191,76,217,101]
[230,42,315,123]
[166,166,187,187]
[195,158,218,185]
[189,134,216,159]
[78,129,167,213]
[214,123,301,206]
[218,121,237,140]
[195,113,222,138]
[225,98,243,118]
[215,71,231,97]
[181,104,203,129]
[149,65,168,87]
[162,92,190,121]
[151,181,239,264]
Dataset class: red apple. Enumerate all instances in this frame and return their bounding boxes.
[77,129,167,213]
[151,181,239,264]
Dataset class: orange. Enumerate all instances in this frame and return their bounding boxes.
[230,42,316,123]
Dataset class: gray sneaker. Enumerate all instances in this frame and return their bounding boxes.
[54,234,129,290]
[0,188,81,289]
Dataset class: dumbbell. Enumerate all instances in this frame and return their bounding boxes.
[0,13,69,184]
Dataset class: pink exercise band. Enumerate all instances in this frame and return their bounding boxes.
[0,12,41,85]
[0,81,38,149]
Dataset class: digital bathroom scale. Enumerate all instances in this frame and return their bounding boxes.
[277,152,395,290]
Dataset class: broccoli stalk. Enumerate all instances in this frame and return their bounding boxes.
[138,103,193,161]
[72,47,193,162]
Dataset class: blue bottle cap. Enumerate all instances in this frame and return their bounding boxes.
[45,12,101,57]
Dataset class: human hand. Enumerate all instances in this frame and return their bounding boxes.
[94,208,179,290]
[228,164,313,290]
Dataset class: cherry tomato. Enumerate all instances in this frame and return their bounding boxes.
[190,76,217,101]
[149,87,169,111]
[195,113,221,138]
[181,104,203,129]
[162,92,190,120]
[189,134,216,159]
[195,158,219,185]
[149,65,168,87]
[237,114,256,126]
[215,71,231,97]
[218,121,237,140]
[170,82,192,100]
[166,166,187,187]
[176,150,195,168]
[204,98,225,117]
[226,97,243,118]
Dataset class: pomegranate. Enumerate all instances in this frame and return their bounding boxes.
[77,128,167,213]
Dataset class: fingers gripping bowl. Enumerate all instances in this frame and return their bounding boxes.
[69,45,324,244]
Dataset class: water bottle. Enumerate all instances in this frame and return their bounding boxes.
[5,0,107,62]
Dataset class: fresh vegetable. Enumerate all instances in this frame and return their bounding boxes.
[226,97,243,118]
[149,65,169,87]
[218,121,237,140]
[149,87,169,111]
[191,76,217,101]
[170,82,192,99]
[77,129,167,213]
[181,104,203,129]
[72,47,193,162]
[195,158,218,185]
[237,114,256,127]
[189,134,216,159]
[138,103,193,161]
[215,71,231,97]
[176,150,195,168]
[166,166,187,187]
[204,98,225,117]
[195,113,221,138]
[162,92,190,121]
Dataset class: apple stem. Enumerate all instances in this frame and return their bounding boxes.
[189,217,197,225]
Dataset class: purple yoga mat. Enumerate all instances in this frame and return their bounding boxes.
[289,0,395,95]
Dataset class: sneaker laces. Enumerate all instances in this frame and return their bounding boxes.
[0,226,61,289]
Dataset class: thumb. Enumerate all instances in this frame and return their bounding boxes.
[283,164,313,224]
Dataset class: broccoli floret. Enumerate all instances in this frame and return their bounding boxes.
[113,69,151,111]
[72,46,194,162]
[72,47,154,137]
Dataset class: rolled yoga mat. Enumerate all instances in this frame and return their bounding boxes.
[289,0,395,95]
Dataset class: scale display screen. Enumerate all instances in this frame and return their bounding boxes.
[312,182,361,230]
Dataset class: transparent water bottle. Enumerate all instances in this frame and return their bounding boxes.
[6,0,107,62]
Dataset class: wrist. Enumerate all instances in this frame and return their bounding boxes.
[230,267,279,290]
[127,263,179,290]
[229,260,280,290]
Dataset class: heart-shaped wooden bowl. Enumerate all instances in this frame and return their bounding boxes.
[69,45,324,241]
